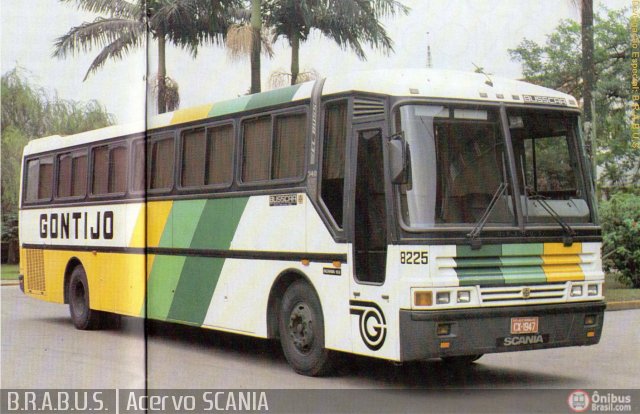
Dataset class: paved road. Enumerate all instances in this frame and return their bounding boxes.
[2,286,639,409]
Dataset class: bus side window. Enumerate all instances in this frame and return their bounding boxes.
[92,144,128,195]
[25,159,40,202]
[181,128,207,187]
[27,157,54,202]
[242,116,272,182]
[57,151,87,198]
[206,124,234,186]
[148,136,175,190]
[321,101,348,228]
[131,140,145,193]
[272,112,307,179]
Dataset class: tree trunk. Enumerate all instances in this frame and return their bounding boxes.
[250,0,262,94]
[157,33,167,114]
[581,0,596,176]
[7,239,19,265]
[291,32,300,85]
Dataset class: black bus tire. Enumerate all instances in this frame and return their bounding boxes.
[442,354,483,365]
[279,281,333,376]
[68,265,104,330]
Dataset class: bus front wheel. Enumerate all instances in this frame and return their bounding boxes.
[441,354,483,365]
[68,266,104,330]
[279,281,333,376]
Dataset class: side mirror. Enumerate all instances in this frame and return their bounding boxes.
[388,133,410,185]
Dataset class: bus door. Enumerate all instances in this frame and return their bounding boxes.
[348,123,394,357]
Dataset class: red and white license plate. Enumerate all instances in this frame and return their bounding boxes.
[510,317,539,334]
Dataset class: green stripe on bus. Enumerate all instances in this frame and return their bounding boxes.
[456,267,504,286]
[171,199,207,248]
[454,257,502,268]
[453,244,550,286]
[245,84,302,111]
[456,244,502,258]
[147,255,187,320]
[167,197,250,325]
[157,209,173,248]
[208,96,252,118]
[502,243,543,256]
[499,256,544,267]
[166,257,225,325]
[500,266,547,284]
[189,197,249,249]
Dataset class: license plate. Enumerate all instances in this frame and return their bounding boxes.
[510,317,539,334]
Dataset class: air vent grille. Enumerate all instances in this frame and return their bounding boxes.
[354,98,385,118]
[25,249,46,293]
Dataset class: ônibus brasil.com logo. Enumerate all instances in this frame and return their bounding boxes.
[568,390,591,412]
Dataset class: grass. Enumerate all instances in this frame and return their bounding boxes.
[1,263,20,281]
[604,273,640,302]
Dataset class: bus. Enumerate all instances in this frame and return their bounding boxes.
[19,69,605,376]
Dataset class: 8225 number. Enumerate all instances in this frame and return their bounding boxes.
[400,251,429,265]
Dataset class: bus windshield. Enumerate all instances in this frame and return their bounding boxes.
[395,104,592,231]
[396,104,515,229]
[509,109,592,224]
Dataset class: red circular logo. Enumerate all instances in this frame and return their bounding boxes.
[568,390,590,412]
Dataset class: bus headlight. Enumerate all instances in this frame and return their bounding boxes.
[457,290,471,303]
[587,284,599,296]
[436,292,450,304]
[414,291,433,307]
[570,285,583,297]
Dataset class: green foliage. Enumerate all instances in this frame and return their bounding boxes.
[264,0,408,84]
[54,0,241,112]
[599,193,640,288]
[509,7,638,194]
[1,68,114,262]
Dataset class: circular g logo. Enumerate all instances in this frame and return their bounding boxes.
[349,300,387,351]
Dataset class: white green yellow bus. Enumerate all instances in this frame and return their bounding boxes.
[19,69,605,376]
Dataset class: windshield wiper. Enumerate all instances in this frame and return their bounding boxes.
[467,182,509,249]
[528,194,575,246]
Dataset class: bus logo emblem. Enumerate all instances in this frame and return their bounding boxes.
[522,288,531,299]
[349,300,387,351]
[567,390,590,412]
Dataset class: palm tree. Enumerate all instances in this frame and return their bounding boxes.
[54,0,236,114]
[250,0,263,93]
[225,1,274,93]
[571,0,596,174]
[265,0,409,85]
[269,67,319,89]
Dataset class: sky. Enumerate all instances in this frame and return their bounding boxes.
[0,0,629,126]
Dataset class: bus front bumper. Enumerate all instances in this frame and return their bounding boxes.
[399,301,605,361]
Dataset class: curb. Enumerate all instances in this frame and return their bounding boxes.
[605,300,640,311]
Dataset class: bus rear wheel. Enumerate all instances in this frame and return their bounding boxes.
[68,266,104,330]
[279,281,332,376]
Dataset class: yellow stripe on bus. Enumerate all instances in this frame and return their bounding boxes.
[129,204,147,248]
[543,264,584,282]
[147,201,173,247]
[543,242,582,255]
[170,104,213,125]
[95,252,146,317]
[542,255,582,265]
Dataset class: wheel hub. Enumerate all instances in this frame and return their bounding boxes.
[288,303,314,353]
[71,281,87,316]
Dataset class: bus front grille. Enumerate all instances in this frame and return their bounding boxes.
[25,249,46,294]
[479,283,567,306]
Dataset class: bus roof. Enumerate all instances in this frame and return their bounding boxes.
[322,69,579,107]
[23,69,578,157]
